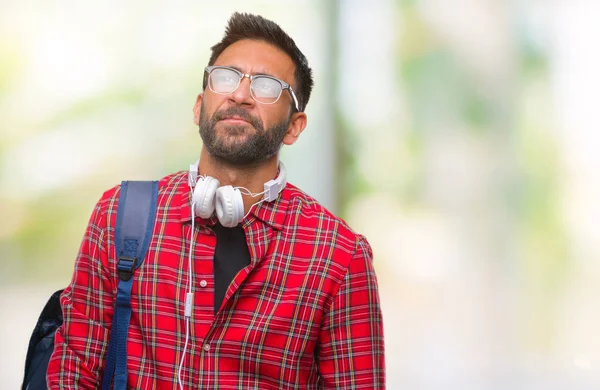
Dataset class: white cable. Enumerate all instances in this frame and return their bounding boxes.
[236,186,266,198]
[175,174,273,387]
[177,200,196,390]
[235,186,270,224]
[177,317,190,390]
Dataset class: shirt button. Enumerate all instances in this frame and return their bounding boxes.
[200,280,207,288]
[203,343,210,352]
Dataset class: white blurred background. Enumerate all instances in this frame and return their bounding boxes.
[2,0,600,388]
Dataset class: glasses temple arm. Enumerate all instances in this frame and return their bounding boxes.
[287,86,301,112]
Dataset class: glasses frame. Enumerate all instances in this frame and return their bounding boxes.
[205,65,301,112]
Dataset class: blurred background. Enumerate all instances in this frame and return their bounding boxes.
[1,0,599,388]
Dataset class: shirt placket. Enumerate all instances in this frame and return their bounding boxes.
[182,222,217,388]
[194,220,274,386]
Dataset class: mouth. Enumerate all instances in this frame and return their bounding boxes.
[219,116,250,125]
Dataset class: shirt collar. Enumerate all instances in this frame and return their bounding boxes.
[245,184,290,231]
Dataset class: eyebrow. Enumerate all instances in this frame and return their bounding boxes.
[227,65,276,79]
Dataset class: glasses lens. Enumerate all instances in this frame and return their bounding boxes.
[251,77,283,104]
[209,68,240,94]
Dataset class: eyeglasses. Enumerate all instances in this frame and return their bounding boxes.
[205,66,301,112]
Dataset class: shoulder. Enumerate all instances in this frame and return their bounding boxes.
[281,183,372,261]
[95,170,188,218]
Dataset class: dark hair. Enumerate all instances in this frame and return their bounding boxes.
[204,12,313,112]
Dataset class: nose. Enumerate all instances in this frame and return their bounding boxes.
[228,75,254,107]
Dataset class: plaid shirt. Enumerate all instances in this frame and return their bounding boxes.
[47,170,385,389]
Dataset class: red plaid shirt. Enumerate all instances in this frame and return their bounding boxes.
[47,170,385,389]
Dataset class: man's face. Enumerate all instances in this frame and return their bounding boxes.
[196,39,298,166]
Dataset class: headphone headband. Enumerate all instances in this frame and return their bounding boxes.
[188,161,199,187]
[263,162,287,202]
[188,160,287,201]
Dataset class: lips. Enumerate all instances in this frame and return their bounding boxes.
[220,116,250,124]
[214,107,259,129]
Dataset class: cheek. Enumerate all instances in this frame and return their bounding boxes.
[199,102,218,122]
[201,94,223,116]
[260,106,287,125]
[265,109,291,129]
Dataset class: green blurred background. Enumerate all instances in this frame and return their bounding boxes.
[2,0,600,388]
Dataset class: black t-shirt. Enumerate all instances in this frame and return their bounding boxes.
[212,223,251,314]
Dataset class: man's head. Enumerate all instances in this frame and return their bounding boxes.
[193,13,313,166]
[205,13,313,113]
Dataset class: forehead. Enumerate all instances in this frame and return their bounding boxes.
[213,39,295,84]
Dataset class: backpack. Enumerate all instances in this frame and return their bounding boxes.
[22,180,159,390]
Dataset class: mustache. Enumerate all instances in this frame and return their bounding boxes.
[213,106,262,130]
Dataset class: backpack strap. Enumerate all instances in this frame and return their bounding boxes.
[102,181,158,390]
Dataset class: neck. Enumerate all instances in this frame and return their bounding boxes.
[197,147,280,214]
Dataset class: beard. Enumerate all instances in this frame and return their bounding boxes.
[199,105,290,166]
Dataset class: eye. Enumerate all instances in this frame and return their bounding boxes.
[209,68,241,93]
[252,77,281,98]
[213,72,237,85]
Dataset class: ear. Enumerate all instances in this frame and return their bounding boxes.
[282,111,307,146]
[193,93,203,126]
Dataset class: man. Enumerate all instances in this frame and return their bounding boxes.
[47,12,385,389]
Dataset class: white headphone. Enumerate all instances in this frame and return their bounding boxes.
[187,160,287,227]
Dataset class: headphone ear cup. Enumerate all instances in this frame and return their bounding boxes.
[192,176,220,218]
[215,185,244,228]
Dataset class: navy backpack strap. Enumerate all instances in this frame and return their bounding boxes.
[102,180,158,390]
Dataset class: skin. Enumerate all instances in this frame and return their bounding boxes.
[193,39,307,214]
